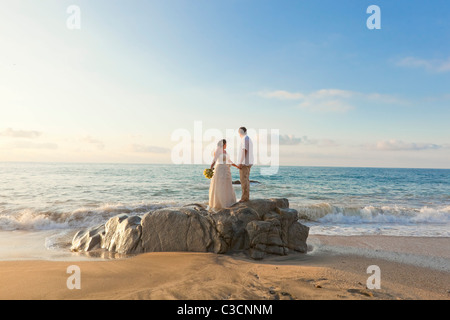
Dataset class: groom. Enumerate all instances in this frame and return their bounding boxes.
[237,127,254,202]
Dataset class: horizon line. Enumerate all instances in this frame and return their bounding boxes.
[0,160,449,170]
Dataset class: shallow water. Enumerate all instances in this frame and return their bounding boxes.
[0,162,449,259]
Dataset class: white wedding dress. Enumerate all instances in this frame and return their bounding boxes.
[208,151,237,211]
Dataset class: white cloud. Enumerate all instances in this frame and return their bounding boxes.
[0,128,58,150]
[257,88,406,113]
[277,134,338,147]
[257,90,305,100]
[8,141,58,150]
[396,56,450,73]
[131,144,170,154]
[375,139,443,151]
[0,128,42,138]
[278,134,305,145]
[309,89,355,99]
[81,136,105,150]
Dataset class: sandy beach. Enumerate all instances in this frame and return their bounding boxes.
[2,0,450,306]
[0,235,448,300]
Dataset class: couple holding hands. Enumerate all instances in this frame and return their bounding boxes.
[208,127,254,211]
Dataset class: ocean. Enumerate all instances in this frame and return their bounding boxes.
[0,162,449,259]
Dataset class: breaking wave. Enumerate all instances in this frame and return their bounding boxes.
[0,202,183,231]
[294,202,450,225]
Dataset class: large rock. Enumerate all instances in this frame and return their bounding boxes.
[71,198,309,260]
[71,224,105,252]
[102,214,142,254]
[140,207,216,253]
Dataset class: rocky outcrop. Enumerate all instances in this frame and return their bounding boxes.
[71,198,309,260]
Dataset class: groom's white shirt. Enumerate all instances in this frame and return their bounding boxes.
[239,134,254,166]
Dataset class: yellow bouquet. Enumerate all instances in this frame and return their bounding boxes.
[203,168,214,179]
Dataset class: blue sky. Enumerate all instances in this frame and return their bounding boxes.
[0,0,449,167]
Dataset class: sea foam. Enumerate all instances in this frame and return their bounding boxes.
[295,203,450,224]
[0,202,181,231]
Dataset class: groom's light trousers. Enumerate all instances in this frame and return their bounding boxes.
[240,165,252,201]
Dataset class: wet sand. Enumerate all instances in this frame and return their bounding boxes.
[0,235,449,300]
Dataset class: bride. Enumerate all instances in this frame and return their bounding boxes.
[208,139,239,211]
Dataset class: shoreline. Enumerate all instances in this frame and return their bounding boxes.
[0,234,448,300]
[308,234,450,272]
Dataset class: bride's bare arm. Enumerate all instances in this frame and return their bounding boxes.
[210,152,216,169]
